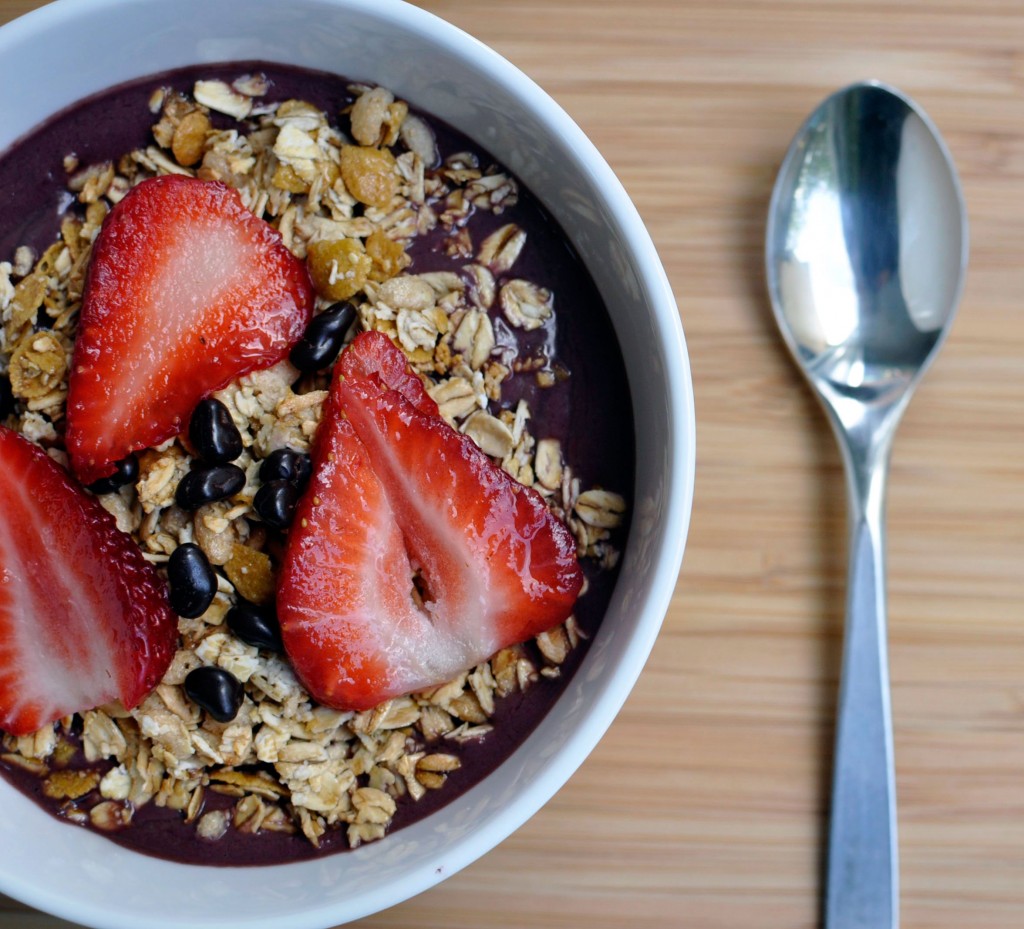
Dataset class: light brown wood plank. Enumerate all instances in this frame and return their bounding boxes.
[1,1,1022,927]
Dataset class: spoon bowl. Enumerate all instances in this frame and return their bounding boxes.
[766,81,968,929]
[768,82,965,410]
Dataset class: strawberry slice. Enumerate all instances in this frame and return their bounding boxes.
[0,427,177,736]
[66,175,314,485]
[337,329,438,416]
[275,399,454,710]
[277,333,583,710]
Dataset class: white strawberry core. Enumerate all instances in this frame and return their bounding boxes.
[0,488,122,722]
[105,220,252,428]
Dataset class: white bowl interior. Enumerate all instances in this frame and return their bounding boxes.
[0,1,695,927]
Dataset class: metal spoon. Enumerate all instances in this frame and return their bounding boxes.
[765,82,968,928]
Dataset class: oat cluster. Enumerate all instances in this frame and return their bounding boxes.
[0,75,626,849]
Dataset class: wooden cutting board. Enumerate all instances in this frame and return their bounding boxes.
[1,1,1022,927]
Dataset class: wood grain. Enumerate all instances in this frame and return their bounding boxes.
[2,1,1023,927]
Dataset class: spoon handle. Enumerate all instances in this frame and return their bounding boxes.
[826,445,899,929]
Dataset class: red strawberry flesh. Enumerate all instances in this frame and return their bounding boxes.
[277,401,465,710]
[0,427,177,736]
[278,332,583,710]
[337,329,438,416]
[66,175,314,484]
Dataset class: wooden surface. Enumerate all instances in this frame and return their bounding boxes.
[2,0,1023,927]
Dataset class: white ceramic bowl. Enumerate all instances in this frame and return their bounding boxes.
[0,1,695,926]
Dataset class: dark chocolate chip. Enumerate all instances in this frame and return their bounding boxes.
[189,398,243,464]
[0,376,14,421]
[184,666,244,723]
[288,301,356,372]
[166,542,217,619]
[227,601,284,653]
[175,463,246,510]
[253,479,299,529]
[258,447,311,487]
[86,455,140,495]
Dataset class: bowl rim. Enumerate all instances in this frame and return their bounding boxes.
[0,1,696,926]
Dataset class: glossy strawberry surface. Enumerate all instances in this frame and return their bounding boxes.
[278,333,583,710]
[66,175,314,484]
[0,427,177,736]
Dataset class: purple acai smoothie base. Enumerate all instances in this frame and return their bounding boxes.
[0,62,634,866]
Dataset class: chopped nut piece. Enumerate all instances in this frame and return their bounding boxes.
[536,626,571,665]
[417,753,461,773]
[477,223,526,272]
[194,79,252,119]
[462,410,514,459]
[196,809,229,841]
[90,800,133,831]
[400,114,439,166]
[575,489,628,528]
[233,73,270,97]
[350,86,395,147]
[501,279,554,331]
[451,308,495,370]
[0,753,48,777]
[99,765,132,801]
[12,245,35,277]
[534,438,564,490]
[428,376,480,423]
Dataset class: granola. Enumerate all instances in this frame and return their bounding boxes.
[0,71,627,854]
